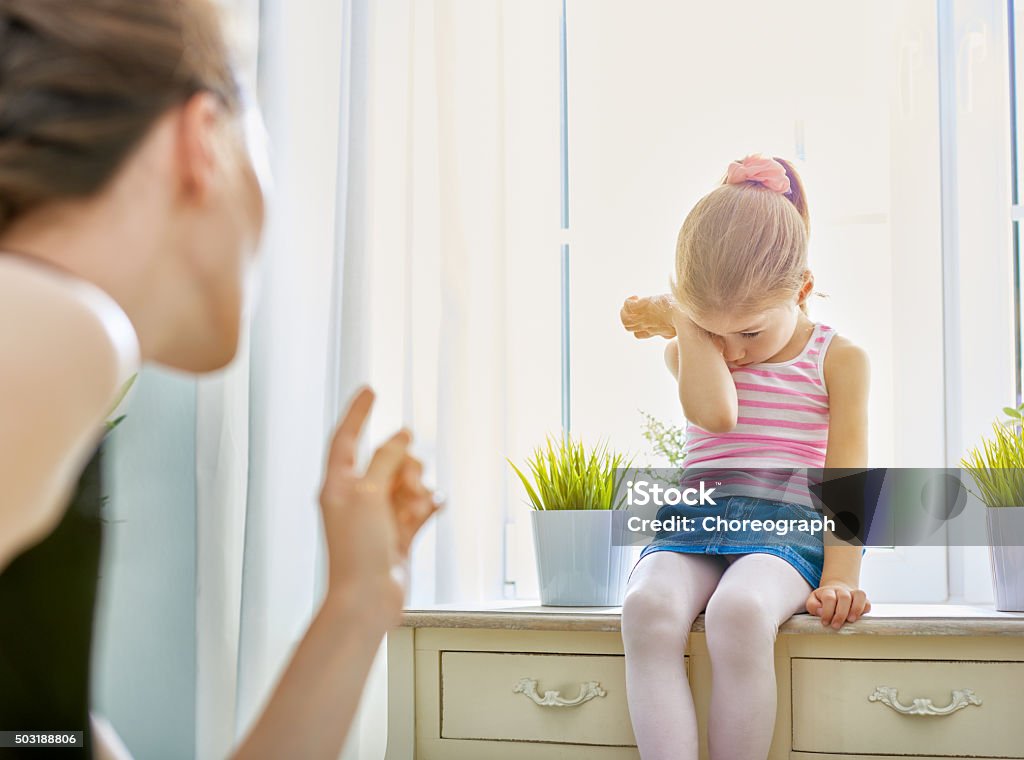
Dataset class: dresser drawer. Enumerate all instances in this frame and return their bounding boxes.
[440,651,663,746]
[791,658,1024,758]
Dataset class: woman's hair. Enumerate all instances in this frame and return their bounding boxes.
[0,0,240,234]
[671,156,819,318]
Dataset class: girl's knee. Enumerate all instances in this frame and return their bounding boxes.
[622,583,696,651]
[703,588,778,645]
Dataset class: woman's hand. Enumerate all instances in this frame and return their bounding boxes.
[620,294,679,339]
[318,387,441,629]
[392,454,443,557]
[806,580,871,630]
[233,388,442,759]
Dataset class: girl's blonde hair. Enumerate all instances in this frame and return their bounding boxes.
[671,156,815,319]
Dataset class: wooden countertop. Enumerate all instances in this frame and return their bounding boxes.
[400,601,1024,636]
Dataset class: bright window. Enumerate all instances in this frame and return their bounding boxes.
[507,1,1014,603]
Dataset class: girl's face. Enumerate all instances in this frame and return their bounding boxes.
[688,298,805,367]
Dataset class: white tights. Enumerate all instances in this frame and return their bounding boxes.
[621,550,811,760]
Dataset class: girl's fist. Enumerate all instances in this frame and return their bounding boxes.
[806,580,871,630]
[620,294,678,339]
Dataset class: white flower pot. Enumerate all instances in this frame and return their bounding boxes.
[530,509,629,606]
[987,506,1024,612]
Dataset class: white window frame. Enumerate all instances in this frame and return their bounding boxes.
[505,0,1014,605]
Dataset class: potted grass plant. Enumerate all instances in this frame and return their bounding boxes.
[961,403,1024,612]
[508,435,633,606]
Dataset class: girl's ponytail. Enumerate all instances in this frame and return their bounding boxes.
[773,156,809,234]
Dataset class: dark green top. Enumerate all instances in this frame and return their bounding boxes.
[0,440,106,758]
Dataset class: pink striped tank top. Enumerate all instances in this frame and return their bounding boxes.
[679,321,838,508]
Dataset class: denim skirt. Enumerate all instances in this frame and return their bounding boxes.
[636,494,828,589]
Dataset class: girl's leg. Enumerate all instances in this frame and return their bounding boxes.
[621,550,727,760]
[702,553,812,760]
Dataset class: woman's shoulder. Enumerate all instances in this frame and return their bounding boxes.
[0,254,139,569]
[0,255,139,393]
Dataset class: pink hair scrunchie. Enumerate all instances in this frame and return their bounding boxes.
[725,154,791,194]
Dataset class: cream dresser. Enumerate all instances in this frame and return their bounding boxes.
[385,602,1024,760]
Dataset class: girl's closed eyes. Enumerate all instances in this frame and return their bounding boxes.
[700,328,760,339]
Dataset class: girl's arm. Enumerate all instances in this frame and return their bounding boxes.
[809,338,872,629]
[619,291,736,431]
[666,311,738,434]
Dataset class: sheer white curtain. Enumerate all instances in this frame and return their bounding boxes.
[194,1,264,758]
[195,1,562,757]
[339,0,565,754]
[350,0,566,614]
[194,0,349,757]
[195,349,251,759]
[353,0,511,609]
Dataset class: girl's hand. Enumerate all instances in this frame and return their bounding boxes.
[806,580,871,630]
[620,294,679,339]
[318,387,442,628]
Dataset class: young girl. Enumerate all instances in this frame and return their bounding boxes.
[619,154,871,760]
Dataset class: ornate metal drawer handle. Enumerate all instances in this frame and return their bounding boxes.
[512,677,607,707]
[868,686,982,716]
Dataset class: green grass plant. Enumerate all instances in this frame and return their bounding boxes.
[508,434,633,511]
[961,402,1024,507]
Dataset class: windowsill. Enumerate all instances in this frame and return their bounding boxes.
[400,601,1024,636]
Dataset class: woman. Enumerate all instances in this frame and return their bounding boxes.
[0,1,439,756]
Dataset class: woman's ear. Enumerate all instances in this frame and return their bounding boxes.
[175,91,225,204]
